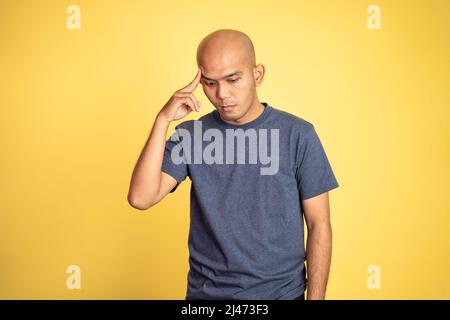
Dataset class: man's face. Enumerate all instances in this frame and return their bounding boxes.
[198,49,258,122]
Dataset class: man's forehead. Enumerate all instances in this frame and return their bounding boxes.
[200,70,243,81]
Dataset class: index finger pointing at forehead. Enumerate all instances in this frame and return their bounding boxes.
[179,69,202,93]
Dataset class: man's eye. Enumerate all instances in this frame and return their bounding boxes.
[228,78,239,83]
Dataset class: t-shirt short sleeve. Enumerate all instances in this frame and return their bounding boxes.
[161,126,189,193]
[295,125,339,200]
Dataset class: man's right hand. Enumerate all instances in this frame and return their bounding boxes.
[158,69,202,124]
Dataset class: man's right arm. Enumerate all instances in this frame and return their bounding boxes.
[127,115,178,210]
[127,69,202,210]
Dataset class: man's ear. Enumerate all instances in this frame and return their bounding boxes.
[253,63,265,87]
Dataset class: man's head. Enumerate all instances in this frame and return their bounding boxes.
[196,29,265,123]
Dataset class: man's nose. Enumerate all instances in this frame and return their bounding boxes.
[216,82,231,100]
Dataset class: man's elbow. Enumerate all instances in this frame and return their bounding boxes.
[127,193,155,211]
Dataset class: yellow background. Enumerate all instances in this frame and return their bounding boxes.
[0,0,449,299]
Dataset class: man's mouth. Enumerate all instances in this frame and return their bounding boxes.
[221,105,237,112]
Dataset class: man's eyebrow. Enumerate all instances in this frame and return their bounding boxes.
[201,71,242,81]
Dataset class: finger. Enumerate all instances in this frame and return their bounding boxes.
[179,69,201,93]
[178,96,196,113]
[186,94,200,112]
[178,92,200,112]
[188,93,201,112]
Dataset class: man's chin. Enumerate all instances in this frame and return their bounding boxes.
[219,112,240,121]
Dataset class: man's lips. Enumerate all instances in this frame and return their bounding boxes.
[221,104,237,112]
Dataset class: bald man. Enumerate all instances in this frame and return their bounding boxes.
[128,29,339,300]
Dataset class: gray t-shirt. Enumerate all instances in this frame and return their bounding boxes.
[161,102,339,299]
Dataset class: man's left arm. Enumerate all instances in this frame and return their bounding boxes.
[302,191,333,300]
